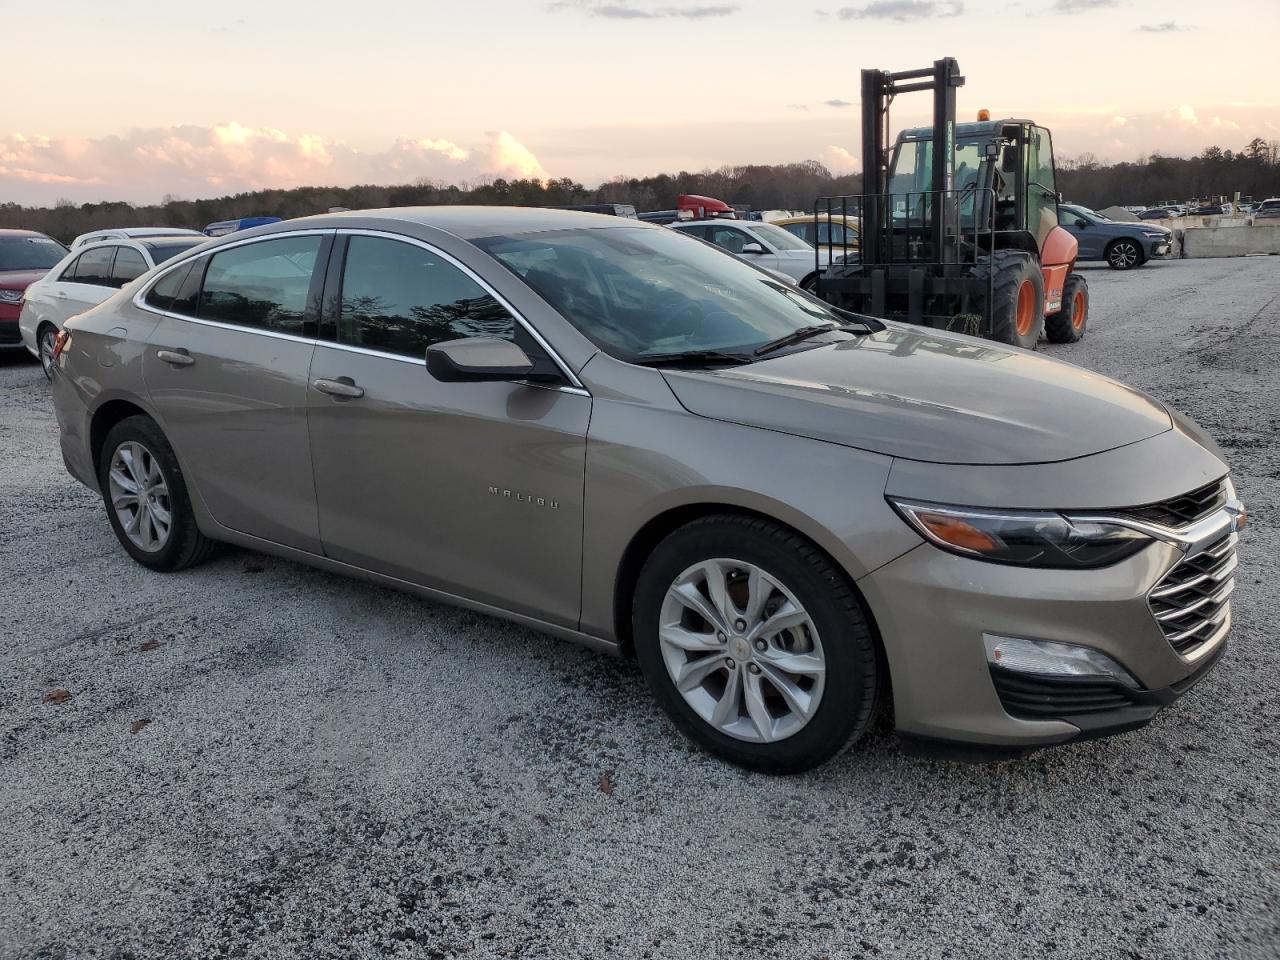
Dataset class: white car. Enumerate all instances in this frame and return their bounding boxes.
[20,236,207,377]
[669,219,832,289]
[71,226,204,249]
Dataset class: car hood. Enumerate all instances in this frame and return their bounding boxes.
[661,325,1173,465]
[0,268,50,290]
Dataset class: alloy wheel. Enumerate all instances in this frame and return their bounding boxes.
[107,441,172,552]
[39,327,58,380]
[658,558,826,743]
[1109,240,1139,269]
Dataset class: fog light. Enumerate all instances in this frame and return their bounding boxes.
[983,634,1139,688]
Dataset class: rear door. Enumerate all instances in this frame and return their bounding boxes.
[306,231,590,627]
[142,232,331,553]
[50,246,118,323]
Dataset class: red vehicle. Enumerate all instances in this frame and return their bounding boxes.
[676,194,737,219]
[0,229,68,350]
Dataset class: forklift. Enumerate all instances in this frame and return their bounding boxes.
[814,58,1088,348]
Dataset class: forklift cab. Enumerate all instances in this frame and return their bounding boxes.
[886,120,1061,257]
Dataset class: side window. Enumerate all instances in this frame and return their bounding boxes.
[1027,127,1058,248]
[675,225,707,240]
[110,248,149,287]
[74,247,116,286]
[707,227,749,254]
[145,261,194,312]
[59,254,84,282]
[338,236,515,358]
[198,236,322,335]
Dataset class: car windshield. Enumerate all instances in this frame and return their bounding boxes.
[0,235,69,271]
[474,226,846,362]
[751,222,814,251]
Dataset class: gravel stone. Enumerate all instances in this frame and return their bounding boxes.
[0,257,1276,959]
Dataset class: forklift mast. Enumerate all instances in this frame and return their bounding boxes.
[860,58,964,266]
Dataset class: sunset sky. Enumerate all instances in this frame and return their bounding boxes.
[4,0,1278,205]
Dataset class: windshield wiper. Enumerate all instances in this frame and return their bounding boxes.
[753,324,837,357]
[630,349,754,368]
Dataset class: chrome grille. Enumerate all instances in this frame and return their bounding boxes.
[1148,532,1237,656]
[1122,479,1227,528]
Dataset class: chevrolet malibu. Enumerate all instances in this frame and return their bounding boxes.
[49,208,1244,772]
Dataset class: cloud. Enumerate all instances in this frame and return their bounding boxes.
[0,124,549,205]
[1051,0,1118,12]
[550,1,738,17]
[824,99,854,108]
[831,1,963,21]
[1139,20,1188,32]
[822,145,860,174]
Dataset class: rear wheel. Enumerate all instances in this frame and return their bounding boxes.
[98,415,217,571]
[37,324,58,380]
[985,250,1045,350]
[633,515,880,773]
[1045,273,1089,343]
[1106,238,1143,270]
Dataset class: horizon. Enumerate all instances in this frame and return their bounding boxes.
[4,0,1278,206]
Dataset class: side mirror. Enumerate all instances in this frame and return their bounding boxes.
[1074,218,1089,229]
[1001,145,1018,173]
[740,242,766,255]
[427,337,539,383]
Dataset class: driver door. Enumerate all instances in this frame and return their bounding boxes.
[306,232,590,628]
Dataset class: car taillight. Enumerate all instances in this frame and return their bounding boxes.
[52,330,72,361]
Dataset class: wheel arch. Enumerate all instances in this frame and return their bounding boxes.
[89,398,154,475]
[610,502,888,677]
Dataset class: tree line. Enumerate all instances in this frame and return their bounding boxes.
[3,140,1278,243]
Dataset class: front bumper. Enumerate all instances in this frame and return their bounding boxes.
[1144,236,1174,259]
[859,502,1240,752]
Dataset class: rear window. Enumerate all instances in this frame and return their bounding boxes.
[145,240,205,264]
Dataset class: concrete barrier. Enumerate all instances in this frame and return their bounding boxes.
[1181,224,1280,259]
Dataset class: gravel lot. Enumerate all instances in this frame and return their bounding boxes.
[1,256,1277,960]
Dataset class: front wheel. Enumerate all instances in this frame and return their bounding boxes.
[1106,239,1142,270]
[633,515,880,773]
[985,250,1045,350]
[1044,273,1089,343]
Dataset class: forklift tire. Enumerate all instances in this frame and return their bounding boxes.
[986,250,1045,350]
[1045,273,1088,343]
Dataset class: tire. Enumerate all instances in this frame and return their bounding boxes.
[633,514,880,774]
[800,273,820,293]
[1045,273,1088,344]
[1105,238,1143,270]
[37,323,58,381]
[98,415,218,571]
[985,250,1045,350]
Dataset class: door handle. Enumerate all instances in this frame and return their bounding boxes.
[312,377,365,399]
[156,349,195,367]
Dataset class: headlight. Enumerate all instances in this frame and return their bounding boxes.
[888,499,1153,568]
[0,289,23,303]
[1141,231,1168,239]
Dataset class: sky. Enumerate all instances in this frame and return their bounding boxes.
[3,0,1278,205]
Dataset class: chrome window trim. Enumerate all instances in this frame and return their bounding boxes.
[132,226,588,394]
[333,228,585,391]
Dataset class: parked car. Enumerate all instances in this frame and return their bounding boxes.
[771,214,861,251]
[19,237,207,377]
[553,204,638,219]
[1252,198,1280,221]
[203,216,282,237]
[1138,208,1177,221]
[1058,204,1172,270]
[48,207,1243,772]
[72,227,204,249]
[670,218,832,288]
[0,229,68,351]
[1190,203,1226,217]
